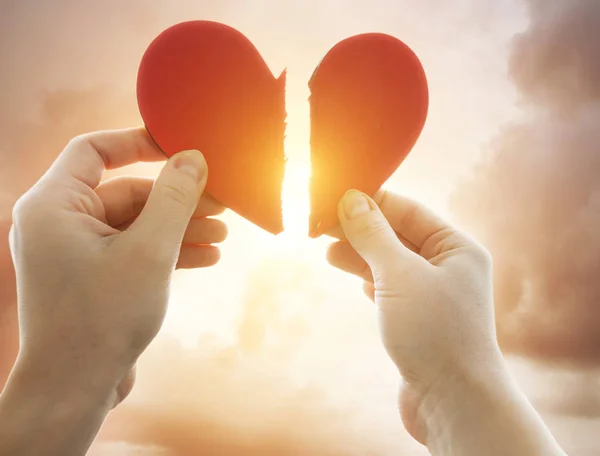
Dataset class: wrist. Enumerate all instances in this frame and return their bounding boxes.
[0,354,116,455]
[397,345,507,444]
[9,354,116,407]
[414,351,565,455]
[416,352,509,443]
[12,347,120,404]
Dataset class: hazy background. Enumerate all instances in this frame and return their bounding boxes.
[1,0,599,454]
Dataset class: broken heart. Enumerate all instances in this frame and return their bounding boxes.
[137,21,428,237]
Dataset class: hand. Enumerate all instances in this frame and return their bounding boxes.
[327,189,498,427]
[327,190,566,455]
[1,128,226,455]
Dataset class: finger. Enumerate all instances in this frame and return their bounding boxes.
[96,177,224,228]
[114,366,137,409]
[326,190,420,254]
[127,150,207,262]
[377,191,452,251]
[48,128,165,189]
[325,225,345,240]
[176,245,221,269]
[183,218,228,245]
[326,222,420,254]
[96,176,154,227]
[325,190,386,239]
[363,281,375,301]
[326,241,373,282]
[338,190,418,281]
[192,194,225,218]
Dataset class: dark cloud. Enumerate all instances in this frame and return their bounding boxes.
[451,0,600,364]
[509,0,600,111]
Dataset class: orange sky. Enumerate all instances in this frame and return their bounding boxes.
[1,0,599,454]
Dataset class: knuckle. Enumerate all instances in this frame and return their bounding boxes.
[355,214,388,241]
[114,368,137,408]
[400,201,419,228]
[67,133,112,168]
[471,244,493,267]
[161,182,196,208]
[10,198,25,225]
[67,133,89,150]
[425,228,467,259]
[11,193,39,227]
[428,227,456,249]
[371,258,405,285]
[10,192,55,254]
[457,232,493,266]
[8,224,17,253]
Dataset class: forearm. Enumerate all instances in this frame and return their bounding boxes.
[0,357,115,456]
[420,357,567,456]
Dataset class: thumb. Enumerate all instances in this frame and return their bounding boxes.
[338,190,412,280]
[129,149,207,252]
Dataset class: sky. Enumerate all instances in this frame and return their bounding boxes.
[452,0,600,366]
[1,0,599,454]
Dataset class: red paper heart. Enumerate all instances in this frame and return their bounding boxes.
[137,21,428,236]
[308,34,429,237]
[137,21,286,234]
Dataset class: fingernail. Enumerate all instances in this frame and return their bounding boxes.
[343,190,372,220]
[172,150,206,182]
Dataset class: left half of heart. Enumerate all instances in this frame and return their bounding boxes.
[137,20,287,234]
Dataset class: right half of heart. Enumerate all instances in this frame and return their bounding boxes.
[308,33,429,237]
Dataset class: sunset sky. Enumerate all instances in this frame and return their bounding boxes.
[1,0,599,454]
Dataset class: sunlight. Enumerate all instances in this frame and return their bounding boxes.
[281,155,311,238]
[278,80,312,246]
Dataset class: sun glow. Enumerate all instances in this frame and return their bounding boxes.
[279,80,312,245]
[281,153,311,237]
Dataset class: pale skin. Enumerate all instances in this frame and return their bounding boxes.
[0,128,566,455]
[327,191,567,455]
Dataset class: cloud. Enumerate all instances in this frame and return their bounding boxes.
[509,0,600,111]
[4,0,598,454]
[505,356,600,455]
[451,0,600,364]
[94,255,421,455]
[0,86,138,197]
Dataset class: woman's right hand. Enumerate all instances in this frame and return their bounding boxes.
[327,190,566,455]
